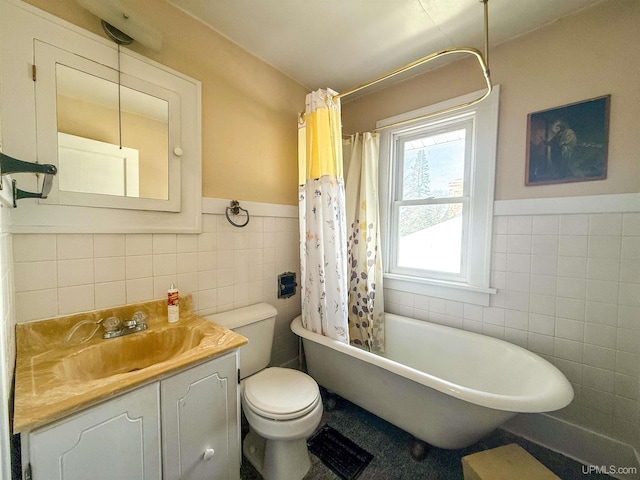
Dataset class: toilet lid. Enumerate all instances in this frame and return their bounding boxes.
[243,367,320,420]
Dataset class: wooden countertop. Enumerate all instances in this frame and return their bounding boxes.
[13,296,247,433]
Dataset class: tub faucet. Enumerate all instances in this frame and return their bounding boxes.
[103,312,147,339]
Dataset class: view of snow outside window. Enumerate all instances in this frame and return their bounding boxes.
[397,129,465,274]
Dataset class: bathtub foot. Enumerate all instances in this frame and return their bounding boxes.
[323,391,339,411]
[410,439,431,461]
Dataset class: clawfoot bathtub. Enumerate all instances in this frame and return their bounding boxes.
[291,313,573,449]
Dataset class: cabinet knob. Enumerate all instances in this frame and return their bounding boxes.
[203,448,215,461]
[173,147,184,157]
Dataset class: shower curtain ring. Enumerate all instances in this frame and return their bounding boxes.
[225,200,250,227]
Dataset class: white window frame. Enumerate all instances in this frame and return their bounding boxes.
[378,86,500,305]
[391,117,473,281]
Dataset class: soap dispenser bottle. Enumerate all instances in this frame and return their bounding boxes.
[168,284,179,323]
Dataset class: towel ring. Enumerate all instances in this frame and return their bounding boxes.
[225,200,250,228]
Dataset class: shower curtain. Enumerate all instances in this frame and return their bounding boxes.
[344,133,385,353]
[297,88,349,343]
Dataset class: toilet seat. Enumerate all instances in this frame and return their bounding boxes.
[243,367,320,420]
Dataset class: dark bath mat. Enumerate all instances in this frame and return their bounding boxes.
[307,424,373,480]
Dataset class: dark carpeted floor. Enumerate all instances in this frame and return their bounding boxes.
[241,388,615,480]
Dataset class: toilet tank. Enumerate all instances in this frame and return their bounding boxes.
[205,303,277,379]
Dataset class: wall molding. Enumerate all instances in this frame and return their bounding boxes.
[503,413,640,480]
[206,192,640,220]
[494,193,640,216]
[202,197,298,218]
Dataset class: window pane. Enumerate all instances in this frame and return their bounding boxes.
[397,204,463,273]
[401,129,465,200]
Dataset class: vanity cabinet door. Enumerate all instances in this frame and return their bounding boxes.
[28,383,161,480]
[161,352,240,480]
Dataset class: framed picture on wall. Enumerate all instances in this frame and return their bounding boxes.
[525,95,610,186]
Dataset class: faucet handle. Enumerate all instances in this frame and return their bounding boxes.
[103,316,121,334]
[131,311,147,326]
[124,311,147,329]
[132,311,147,322]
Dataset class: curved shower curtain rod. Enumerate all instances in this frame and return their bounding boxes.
[334,0,492,133]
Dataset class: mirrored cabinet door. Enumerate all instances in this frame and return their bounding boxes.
[34,40,181,212]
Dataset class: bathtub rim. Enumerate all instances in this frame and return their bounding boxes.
[290,314,574,414]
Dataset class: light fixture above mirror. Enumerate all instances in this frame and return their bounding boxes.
[76,0,163,51]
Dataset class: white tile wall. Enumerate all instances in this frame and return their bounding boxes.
[8,207,640,454]
[385,212,640,453]
[12,213,302,367]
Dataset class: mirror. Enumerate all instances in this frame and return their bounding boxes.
[34,39,182,213]
[55,64,169,200]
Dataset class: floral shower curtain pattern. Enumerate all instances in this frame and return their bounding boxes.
[297,88,349,343]
[344,133,385,353]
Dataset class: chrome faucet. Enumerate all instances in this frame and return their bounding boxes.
[103,311,148,339]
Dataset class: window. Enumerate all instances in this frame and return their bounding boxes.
[378,86,500,305]
[393,119,472,279]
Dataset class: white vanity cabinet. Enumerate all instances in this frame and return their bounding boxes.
[161,352,240,479]
[24,352,240,480]
[27,383,162,480]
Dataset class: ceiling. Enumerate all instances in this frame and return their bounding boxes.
[167,0,604,96]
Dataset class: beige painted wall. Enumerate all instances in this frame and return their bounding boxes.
[25,0,308,206]
[342,0,640,201]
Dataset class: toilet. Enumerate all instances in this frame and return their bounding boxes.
[206,303,322,480]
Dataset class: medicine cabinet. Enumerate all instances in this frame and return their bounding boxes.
[0,0,202,233]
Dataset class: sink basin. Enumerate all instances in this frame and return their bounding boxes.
[54,327,206,382]
[14,296,249,434]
